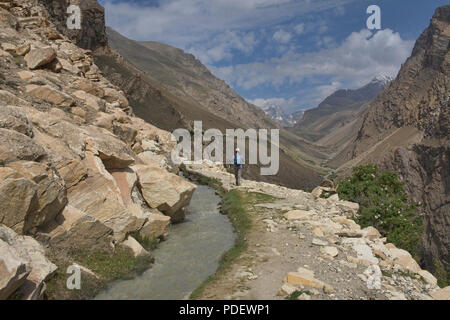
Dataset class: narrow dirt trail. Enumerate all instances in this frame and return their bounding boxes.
[185,164,440,300]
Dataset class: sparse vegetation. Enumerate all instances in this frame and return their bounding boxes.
[45,248,154,300]
[338,164,423,260]
[433,258,450,288]
[285,289,311,300]
[129,231,159,252]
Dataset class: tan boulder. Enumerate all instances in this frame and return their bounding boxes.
[45,205,113,252]
[72,90,106,112]
[103,87,129,110]
[133,164,196,223]
[361,226,381,240]
[284,210,313,221]
[277,283,298,296]
[0,225,57,300]
[139,212,171,240]
[26,84,74,107]
[70,79,105,98]
[6,161,67,233]
[0,89,28,106]
[121,236,150,257]
[17,70,34,81]
[0,167,37,234]
[418,270,438,286]
[0,239,30,300]
[388,248,421,273]
[0,128,47,164]
[15,43,30,56]
[286,267,327,289]
[84,125,135,169]
[320,246,339,257]
[66,152,139,241]
[332,217,361,230]
[335,200,360,217]
[24,47,56,70]
[430,286,450,300]
[0,104,33,137]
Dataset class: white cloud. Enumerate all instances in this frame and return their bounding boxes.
[294,23,305,35]
[213,29,414,107]
[102,0,359,45]
[249,97,297,110]
[273,29,292,43]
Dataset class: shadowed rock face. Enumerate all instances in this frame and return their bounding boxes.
[40,0,108,50]
[334,5,450,276]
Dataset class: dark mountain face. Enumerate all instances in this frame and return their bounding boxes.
[293,77,389,143]
[40,0,108,50]
[333,5,450,278]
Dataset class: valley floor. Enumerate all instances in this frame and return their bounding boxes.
[185,165,445,300]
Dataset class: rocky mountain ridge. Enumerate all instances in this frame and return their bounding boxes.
[0,0,196,299]
[293,77,389,144]
[333,5,450,281]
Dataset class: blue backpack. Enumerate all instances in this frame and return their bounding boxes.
[234,154,242,167]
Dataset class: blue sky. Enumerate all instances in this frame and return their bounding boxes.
[99,0,448,113]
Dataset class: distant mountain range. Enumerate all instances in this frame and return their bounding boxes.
[292,76,391,143]
[258,103,304,127]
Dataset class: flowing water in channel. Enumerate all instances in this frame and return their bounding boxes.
[95,184,235,300]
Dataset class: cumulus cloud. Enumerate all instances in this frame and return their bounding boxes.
[213,29,414,107]
[249,97,297,110]
[273,29,292,43]
[101,0,358,45]
[294,23,305,35]
[216,29,413,90]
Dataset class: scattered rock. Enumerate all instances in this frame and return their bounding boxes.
[0,239,30,300]
[284,210,313,221]
[429,286,450,300]
[121,236,150,257]
[320,246,339,257]
[24,47,56,70]
[418,270,438,286]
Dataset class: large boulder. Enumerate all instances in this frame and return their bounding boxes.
[0,167,37,234]
[0,225,57,300]
[84,125,135,169]
[24,47,56,70]
[133,164,196,223]
[65,152,139,241]
[26,85,74,107]
[0,239,30,300]
[7,161,67,233]
[139,212,171,240]
[44,205,113,252]
[387,247,422,273]
[430,286,450,300]
[0,104,33,137]
[0,128,46,164]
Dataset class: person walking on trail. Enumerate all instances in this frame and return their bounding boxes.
[233,148,243,186]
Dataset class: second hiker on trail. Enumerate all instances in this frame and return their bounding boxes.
[233,148,243,186]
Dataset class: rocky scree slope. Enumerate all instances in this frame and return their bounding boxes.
[0,0,196,300]
[333,5,450,279]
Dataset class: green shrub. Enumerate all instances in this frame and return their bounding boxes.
[338,164,423,259]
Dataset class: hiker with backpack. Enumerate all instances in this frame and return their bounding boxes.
[233,148,243,186]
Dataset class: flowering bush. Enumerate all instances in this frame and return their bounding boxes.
[338,164,423,259]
